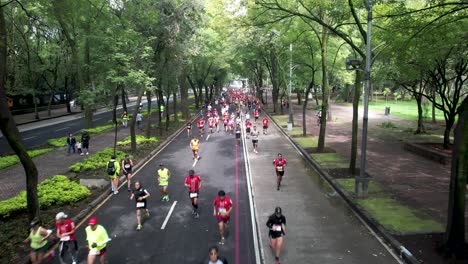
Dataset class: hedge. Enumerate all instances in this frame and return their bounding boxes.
[69,147,126,173]
[117,135,157,146]
[0,175,90,218]
[0,148,53,170]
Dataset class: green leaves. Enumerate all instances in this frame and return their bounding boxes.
[0,149,53,170]
[0,175,90,219]
[69,148,125,173]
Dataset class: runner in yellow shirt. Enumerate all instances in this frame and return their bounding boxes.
[157,163,171,202]
[190,136,201,160]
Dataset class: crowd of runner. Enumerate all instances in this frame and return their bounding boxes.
[25,87,287,264]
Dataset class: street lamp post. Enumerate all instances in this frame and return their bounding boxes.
[288,44,293,130]
[356,0,373,198]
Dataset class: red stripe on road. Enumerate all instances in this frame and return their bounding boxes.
[235,143,240,264]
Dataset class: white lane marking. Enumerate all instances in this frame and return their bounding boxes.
[55,126,70,132]
[192,159,198,167]
[206,134,211,141]
[161,201,177,230]
[23,136,37,141]
[94,118,102,121]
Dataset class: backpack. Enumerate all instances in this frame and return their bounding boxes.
[107,161,116,175]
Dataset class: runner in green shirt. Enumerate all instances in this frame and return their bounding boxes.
[157,163,171,202]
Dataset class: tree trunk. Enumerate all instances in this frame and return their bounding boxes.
[145,90,152,138]
[112,88,119,156]
[444,118,454,149]
[165,94,170,131]
[349,70,363,174]
[0,7,40,220]
[173,92,177,122]
[432,88,436,123]
[187,75,199,109]
[415,93,426,134]
[65,76,71,113]
[317,26,329,153]
[303,80,313,137]
[180,72,189,119]
[121,86,127,113]
[443,97,468,256]
[130,90,144,154]
[47,93,53,117]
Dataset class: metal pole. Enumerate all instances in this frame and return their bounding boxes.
[288,43,293,128]
[357,0,372,198]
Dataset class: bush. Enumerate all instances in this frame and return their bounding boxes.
[381,121,395,128]
[0,175,90,218]
[117,135,157,146]
[0,148,53,170]
[87,124,114,134]
[47,137,67,147]
[69,147,126,173]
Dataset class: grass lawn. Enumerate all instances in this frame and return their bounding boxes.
[335,178,444,233]
[312,153,349,169]
[362,100,445,121]
[294,137,318,148]
[0,148,53,170]
[271,115,288,127]
[288,127,309,136]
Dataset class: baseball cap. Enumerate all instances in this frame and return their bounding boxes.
[88,217,98,225]
[55,212,68,220]
[159,163,164,166]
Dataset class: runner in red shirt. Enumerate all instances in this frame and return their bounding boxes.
[206,110,211,118]
[184,169,202,218]
[207,117,215,133]
[197,118,205,137]
[213,108,218,116]
[262,117,269,135]
[254,110,260,122]
[223,116,229,132]
[213,190,233,245]
[214,115,220,132]
[245,120,252,139]
[273,153,287,191]
[56,212,78,264]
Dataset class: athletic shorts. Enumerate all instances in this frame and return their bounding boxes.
[82,142,89,149]
[32,244,48,253]
[189,192,199,199]
[88,247,106,256]
[159,182,168,187]
[123,169,132,175]
[269,231,283,239]
[276,170,285,177]
[136,201,147,209]
[235,133,241,139]
[217,215,230,223]
[252,139,258,144]
[263,125,268,129]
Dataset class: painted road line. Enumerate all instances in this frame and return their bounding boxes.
[234,143,240,264]
[55,126,70,132]
[94,117,102,121]
[206,134,211,141]
[161,201,177,230]
[23,136,37,141]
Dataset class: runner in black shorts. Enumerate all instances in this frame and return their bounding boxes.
[266,207,286,264]
[130,181,150,230]
[272,154,287,191]
[235,124,241,145]
[186,121,192,138]
[251,126,259,153]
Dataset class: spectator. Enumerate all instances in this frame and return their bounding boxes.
[67,133,76,155]
[136,112,143,130]
[122,111,129,127]
[76,141,82,155]
[81,130,90,155]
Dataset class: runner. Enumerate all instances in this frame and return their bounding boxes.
[157,163,171,202]
[184,169,202,218]
[262,117,269,135]
[190,136,201,160]
[213,190,233,245]
[266,207,286,264]
[251,125,260,154]
[207,110,212,118]
[213,108,218,116]
[223,115,229,132]
[245,111,250,122]
[121,111,129,127]
[130,181,150,230]
[214,115,220,133]
[272,153,287,191]
[56,212,78,264]
[207,103,212,112]
[245,119,252,139]
[197,117,205,137]
[187,120,192,138]
[235,124,241,145]
[208,116,215,134]
[24,218,51,264]
[228,118,234,135]
[85,217,110,264]
[107,155,120,195]
[254,109,260,122]
[207,246,229,264]
[121,154,134,192]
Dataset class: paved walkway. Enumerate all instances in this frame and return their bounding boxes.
[247,110,400,263]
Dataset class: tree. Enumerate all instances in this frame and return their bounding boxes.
[0,4,39,221]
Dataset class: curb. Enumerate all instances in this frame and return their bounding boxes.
[16,112,82,126]
[264,110,420,264]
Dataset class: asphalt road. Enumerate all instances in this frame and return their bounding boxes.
[0,102,145,155]
[57,107,256,263]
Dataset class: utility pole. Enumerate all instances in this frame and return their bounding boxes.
[356,0,373,198]
[288,43,293,130]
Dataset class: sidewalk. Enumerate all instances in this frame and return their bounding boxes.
[13,106,81,126]
[247,111,400,263]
